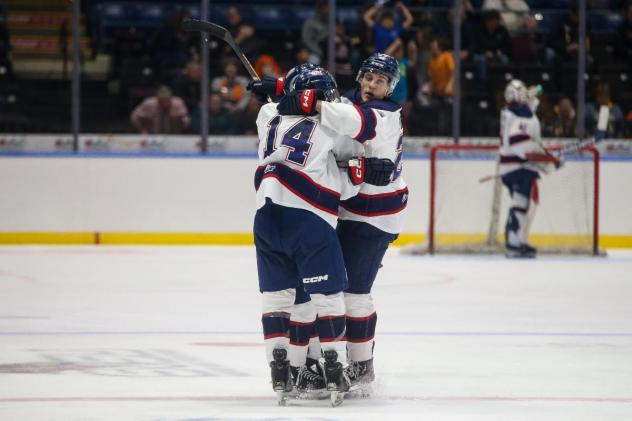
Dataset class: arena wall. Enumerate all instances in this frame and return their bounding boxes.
[0,155,631,247]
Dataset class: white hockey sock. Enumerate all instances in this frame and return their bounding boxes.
[261,289,294,363]
[345,293,376,362]
[288,301,316,367]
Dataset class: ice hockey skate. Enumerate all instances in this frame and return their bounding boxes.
[269,348,292,406]
[290,357,328,400]
[505,243,537,258]
[322,350,350,407]
[344,358,375,397]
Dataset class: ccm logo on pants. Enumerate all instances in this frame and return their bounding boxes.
[303,275,329,284]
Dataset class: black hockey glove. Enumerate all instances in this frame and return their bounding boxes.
[277,89,324,116]
[346,157,396,186]
[246,76,284,103]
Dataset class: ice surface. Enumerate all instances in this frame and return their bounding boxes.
[1,246,631,420]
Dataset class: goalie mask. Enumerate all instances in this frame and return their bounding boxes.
[504,79,529,104]
[356,53,400,96]
[283,64,339,102]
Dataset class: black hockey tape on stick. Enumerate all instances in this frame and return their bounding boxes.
[181,19,260,80]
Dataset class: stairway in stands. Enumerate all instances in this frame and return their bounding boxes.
[4,0,108,79]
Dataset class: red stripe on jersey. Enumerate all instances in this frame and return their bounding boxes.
[356,188,409,199]
[257,165,340,197]
[341,203,407,217]
[261,173,339,216]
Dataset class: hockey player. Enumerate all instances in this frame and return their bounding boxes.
[499,79,561,258]
[254,64,395,405]
[271,53,407,393]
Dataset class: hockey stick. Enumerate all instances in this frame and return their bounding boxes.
[478,106,610,183]
[181,19,260,80]
[556,105,610,156]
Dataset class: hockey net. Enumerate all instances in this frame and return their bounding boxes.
[410,144,601,255]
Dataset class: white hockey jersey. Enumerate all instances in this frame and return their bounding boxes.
[319,93,408,234]
[499,101,553,175]
[255,102,356,228]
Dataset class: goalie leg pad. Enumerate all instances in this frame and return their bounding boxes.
[502,170,538,248]
[506,205,527,248]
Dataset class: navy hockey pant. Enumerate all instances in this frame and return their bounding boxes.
[336,220,398,294]
[254,199,348,296]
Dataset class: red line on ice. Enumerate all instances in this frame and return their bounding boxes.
[0,395,631,403]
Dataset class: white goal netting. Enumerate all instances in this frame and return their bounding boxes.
[406,144,601,255]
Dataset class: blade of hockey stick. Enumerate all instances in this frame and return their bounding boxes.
[181,19,228,40]
[181,19,259,80]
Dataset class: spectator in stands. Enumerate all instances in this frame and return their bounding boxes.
[294,43,312,66]
[409,0,433,33]
[416,36,454,134]
[586,83,624,138]
[431,2,475,61]
[615,3,632,64]
[546,6,591,65]
[387,39,413,104]
[425,36,454,98]
[234,95,261,135]
[0,6,12,77]
[408,28,431,90]
[130,85,190,135]
[471,9,511,81]
[254,54,281,78]
[482,0,534,35]
[319,23,355,92]
[301,0,330,64]
[190,92,237,135]
[625,110,632,139]
[388,39,418,133]
[225,7,260,58]
[483,0,537,64]
[173,60,202,113]
[152,9,194,69]
[211,59,250,112]
[543,97,577,138]
[363,1,413,54]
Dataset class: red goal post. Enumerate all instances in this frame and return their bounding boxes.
[426,143,600,255]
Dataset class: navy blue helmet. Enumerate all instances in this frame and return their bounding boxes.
[356,53,400,96]
[283,64,339,102]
